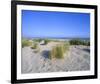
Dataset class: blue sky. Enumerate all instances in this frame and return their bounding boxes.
[22,10,90,38]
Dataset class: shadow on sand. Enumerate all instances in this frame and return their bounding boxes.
[40,43,45,45]
[83,48,90,53]
[41,50,50,59]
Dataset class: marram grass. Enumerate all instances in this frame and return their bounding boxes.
[31,42,40,53]
[44,39,51,45]
[55,45,64,59]
[22,39,32,48]
[49,42,70,59]
[31,42,38,49]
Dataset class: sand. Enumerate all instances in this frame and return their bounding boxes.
[21,42,90,73]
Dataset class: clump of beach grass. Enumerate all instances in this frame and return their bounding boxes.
[31,42,40,53]
[44,39,50,45]
[31,42,38,49]
[49,42,70,59]
[22,39,32,48]
[49,46,56,59]
[55,45,64,59]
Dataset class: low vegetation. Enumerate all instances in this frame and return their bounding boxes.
[44,39,51,45]
[63,42,70,53]
[69,39,90,46]
[33,39,51,45]
[31,42,40,53]
[55,45,64,59]
[33,39,42,43]
[31,42,38,49]
[22,39,32,48]
[49,42,70,59]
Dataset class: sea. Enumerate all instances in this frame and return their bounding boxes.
[23,37,90,41]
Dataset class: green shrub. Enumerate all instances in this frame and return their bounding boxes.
[44,39,50,45]
[22,40,32,48]
[69,39,81,45]
[69,39,90,46]
[87,41,90,46]
[31,43,38,49]
[85,41,90,46]
[31,43,40,53]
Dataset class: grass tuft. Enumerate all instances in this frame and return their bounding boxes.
[22,39,32,48]
[49,42,70,59]
[31,43,38,49]
[31,42,40,53]
[44,39,50,45]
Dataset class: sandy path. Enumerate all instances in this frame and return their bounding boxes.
[21,43,90,73]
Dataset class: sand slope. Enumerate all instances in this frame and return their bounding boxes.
[21,43,90,73]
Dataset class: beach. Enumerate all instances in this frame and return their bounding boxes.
[21,41,90,73]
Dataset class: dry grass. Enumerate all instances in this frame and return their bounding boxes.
[31,42,40,53]
[22,39,32,48]
[49,42,70,59]
[31,42,38,49]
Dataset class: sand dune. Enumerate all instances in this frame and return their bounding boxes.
[21,42,90,73]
